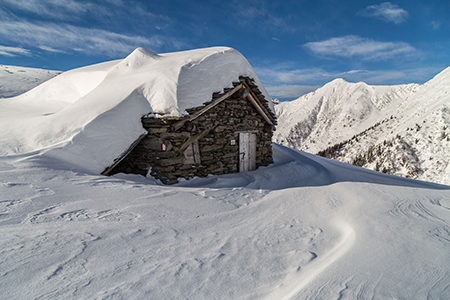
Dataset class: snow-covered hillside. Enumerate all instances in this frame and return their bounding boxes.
[275,67,450,185]
[2,48,450,299]
[0,65,61,98]
[2,144,450,299]
[274,78,418,153]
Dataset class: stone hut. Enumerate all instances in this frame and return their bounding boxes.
[102,76,276,184]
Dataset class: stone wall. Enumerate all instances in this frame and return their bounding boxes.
[108,77,275,184]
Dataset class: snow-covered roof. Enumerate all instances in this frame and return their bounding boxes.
[0,47,272,173]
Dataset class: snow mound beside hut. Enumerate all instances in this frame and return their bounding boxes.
[0,47,272,173]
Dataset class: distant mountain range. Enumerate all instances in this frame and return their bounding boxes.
[274,66,450,185]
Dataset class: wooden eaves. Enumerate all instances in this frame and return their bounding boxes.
[241,81,276,126]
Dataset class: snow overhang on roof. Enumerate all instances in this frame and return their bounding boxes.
[129,46,275,117]
[0,46,273,174]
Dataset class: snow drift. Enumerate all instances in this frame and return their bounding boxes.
[0,47,272,173]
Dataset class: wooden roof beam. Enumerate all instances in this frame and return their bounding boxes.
[241,81,276,125]
[246,92,274,126]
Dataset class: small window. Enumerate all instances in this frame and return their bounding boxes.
[183,141,201,165]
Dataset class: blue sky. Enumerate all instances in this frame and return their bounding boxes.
[1,0,449,100]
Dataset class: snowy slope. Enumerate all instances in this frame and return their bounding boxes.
[1,48,450,299]
[0,65,61,98]
[274,78,417,153]
[0,47,271,174]
[275,67,450,185]
[1,145,450,299]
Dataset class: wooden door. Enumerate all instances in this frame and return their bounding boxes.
[183,141,201,165]
[239,132,256,172]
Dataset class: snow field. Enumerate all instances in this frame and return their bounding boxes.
[1,48,450,299]
[1,145,450,299]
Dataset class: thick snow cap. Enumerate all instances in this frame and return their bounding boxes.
[110,46,273,117]
[0,47,272,173]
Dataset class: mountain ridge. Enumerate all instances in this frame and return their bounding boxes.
[275,66,450,185]
[274,77,418,152]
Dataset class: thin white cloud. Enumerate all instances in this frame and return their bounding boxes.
[38,46,68,54]
[358,2,408,24]
[431,21,441,30]
[350,67,445,85]
[304,35,418,61]
[1,0,172,29]
[345,70,365,74]
[0,0,179,57]
[0,20,186,57]
[266,84,319,99]
[0,45,32,57]
[258,67,333,85]
[340,69,408,84]
[1,0,90,19]
[255,66,337,98]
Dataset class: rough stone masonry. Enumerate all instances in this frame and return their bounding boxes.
[105,77,276,184]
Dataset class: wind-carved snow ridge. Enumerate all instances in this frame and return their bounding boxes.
[265,221,355,300]
[276,66,450,185]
